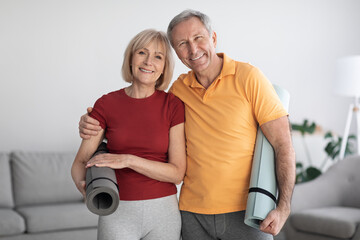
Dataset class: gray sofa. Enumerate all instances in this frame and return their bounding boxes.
[283,155,360,240]
[0,151,98,240]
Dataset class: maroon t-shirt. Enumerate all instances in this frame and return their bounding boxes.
[90,89,185,200]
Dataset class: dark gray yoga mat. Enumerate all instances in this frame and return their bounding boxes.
[86,166,119,216]
[85,142,119,216]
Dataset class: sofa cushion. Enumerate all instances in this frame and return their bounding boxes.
[0,228,97,240]
[16,202,98,233]
[11,151,83,206]
[0,153,14,208]
[0,209,25,236]
[291,206,360,239]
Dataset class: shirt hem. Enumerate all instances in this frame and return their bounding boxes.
[179,205,247,215]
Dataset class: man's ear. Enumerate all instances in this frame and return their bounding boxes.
[212,31,217,48]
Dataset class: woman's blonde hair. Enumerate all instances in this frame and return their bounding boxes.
[122,29,174,91]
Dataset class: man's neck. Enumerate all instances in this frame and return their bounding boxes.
[194,54,223,89]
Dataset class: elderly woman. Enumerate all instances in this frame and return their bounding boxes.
[71,29,186,240]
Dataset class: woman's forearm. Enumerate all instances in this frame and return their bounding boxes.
[71,130,105,196]
[86,123,186,185]
[127,123,186,184]
[127,155,185,184]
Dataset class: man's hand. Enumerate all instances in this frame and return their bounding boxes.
[79,107,102,139]
[259,205,290,236]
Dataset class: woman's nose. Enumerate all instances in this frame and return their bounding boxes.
[144,55,152,65]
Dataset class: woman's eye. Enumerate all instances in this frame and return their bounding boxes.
[155,55,162,60]
[138,51,145,55]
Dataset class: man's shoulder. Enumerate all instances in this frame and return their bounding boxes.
[233,60,257,71]
[170,72,192,91]
[221,53,260,77]
[174,72,191,83]
[232,60,265,81]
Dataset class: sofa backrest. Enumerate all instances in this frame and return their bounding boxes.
[323,155,360,208]
[11,151,83,207]
[0,153,14,208]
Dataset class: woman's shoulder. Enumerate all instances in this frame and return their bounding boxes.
[97,89,124,101]
[157,91,184,122]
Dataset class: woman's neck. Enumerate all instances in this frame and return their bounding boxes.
[125,84,156,99]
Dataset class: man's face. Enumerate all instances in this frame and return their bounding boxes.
[171,17,217,74]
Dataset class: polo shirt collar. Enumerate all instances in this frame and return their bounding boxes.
[183,53,235,88]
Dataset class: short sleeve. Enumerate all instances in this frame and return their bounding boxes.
[89,96,107,129]
[245,66,288,126]
[168,93,185,128]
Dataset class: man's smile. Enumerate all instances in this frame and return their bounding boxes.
[190,53,205,61]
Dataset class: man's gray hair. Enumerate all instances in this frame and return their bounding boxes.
[167,9,212,46]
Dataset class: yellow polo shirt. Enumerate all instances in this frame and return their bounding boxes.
[170,53,288,214]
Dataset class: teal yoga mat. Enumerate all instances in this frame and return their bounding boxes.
[244,85,290,229]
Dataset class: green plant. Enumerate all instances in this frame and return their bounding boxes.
[291,120,316,135]
[295,163,321,183]
[291,119,356,184]
[291,120,316,166]
[320,131,356,169]
[291,119,320,183]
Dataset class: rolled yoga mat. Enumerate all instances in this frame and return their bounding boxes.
[244,85,290,229]
[85,142,119,216]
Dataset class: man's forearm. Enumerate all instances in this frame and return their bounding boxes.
[275,143,296,211]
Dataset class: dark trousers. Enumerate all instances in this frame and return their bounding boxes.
[181,210,273,240]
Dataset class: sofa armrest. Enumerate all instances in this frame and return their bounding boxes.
[291,173,342,213]
[291,156,360,213]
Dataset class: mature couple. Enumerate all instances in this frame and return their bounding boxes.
[72,9,295,240]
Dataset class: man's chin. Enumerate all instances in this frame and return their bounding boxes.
[190,64,208,74]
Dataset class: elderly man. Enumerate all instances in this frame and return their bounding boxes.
[79,10,295,240]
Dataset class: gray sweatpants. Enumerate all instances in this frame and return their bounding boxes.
[98,194,181,240]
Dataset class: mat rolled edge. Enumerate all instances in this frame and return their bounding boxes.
[85,158,119,216]
[244,85,290,229]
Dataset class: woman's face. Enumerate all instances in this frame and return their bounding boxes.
[131,40,166,88]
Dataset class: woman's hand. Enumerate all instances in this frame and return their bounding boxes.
[86,153,130,169]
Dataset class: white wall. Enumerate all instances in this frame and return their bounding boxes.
[1,0,360,152]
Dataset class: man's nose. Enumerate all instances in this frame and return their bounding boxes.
[188,42,197,55]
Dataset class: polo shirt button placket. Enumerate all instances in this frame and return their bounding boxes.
[202,89,209,102]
